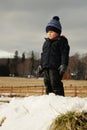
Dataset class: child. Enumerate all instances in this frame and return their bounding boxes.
[38,16,70,96]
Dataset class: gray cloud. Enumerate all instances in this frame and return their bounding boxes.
[0,0,87,57]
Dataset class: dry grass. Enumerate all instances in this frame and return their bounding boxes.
[0,77,87,97]
[0,77,87,87]
[49,111,87,130]
[0,117,6,126]
[63,80,87,87]
[0,77,44,87]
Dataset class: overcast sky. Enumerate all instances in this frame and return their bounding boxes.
[0,0,87,58]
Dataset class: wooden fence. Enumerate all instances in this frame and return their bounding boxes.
[0,85,87,97]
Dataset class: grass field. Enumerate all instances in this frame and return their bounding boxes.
[0,77,87,97]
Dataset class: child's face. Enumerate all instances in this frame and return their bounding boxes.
[47,31,59,40]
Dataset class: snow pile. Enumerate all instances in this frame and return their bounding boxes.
[0,94,87,130]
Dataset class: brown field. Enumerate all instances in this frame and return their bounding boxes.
[0,77,87,97]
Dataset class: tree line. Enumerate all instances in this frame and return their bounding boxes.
[0,50,87,80]
[68,53,87,80]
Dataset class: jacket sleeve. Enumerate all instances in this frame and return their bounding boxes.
[39,42,45,68]
[60,36,70,66]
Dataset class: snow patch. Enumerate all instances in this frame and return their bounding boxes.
[0,93,87,130]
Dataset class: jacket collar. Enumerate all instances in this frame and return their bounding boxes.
[45,36,60,42]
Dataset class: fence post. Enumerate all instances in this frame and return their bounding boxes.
[74,86,77,96]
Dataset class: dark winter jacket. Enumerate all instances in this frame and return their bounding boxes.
[40,35,70,69]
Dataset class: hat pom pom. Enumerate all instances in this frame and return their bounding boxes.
[53,16,60,21]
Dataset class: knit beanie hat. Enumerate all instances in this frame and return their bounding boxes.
[46,16,62,34]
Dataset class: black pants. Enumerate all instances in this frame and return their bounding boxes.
[43,69,64,96]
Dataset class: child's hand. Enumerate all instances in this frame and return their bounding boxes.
[58,64,67,76]
[37,65,43,76]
